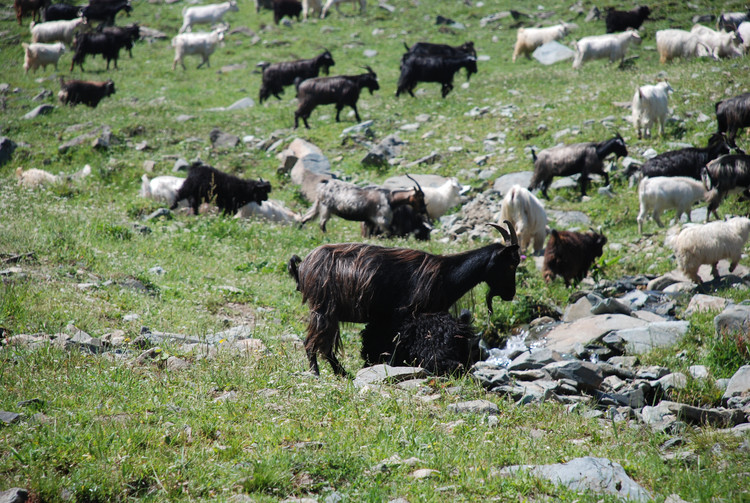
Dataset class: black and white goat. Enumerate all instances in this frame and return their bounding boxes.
[715,93,750,148]
[258,50,335,103]
[287,221,520,376]
[294,66,379,128]
[632,132,732,180]
[528,134,627,199]
[396,53,477,98]
[605,5,650,33]
[701,154,750,220]
[170,162,271,215]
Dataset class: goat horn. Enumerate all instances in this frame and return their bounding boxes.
[486,223,510,243]
[504,220,518,245]
[405,174,423,193]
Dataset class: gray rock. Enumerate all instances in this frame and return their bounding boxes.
[714,304,750,337]
[209,128,239,149]
[291,152,333,202]
[493,171,533,196]
[546,209,592,227]
[543,314,647,354]
[589,297,633,316]
[609,386,646,408]
[500,457,651,502]
[341,120,374,135]
[619,289,650,309]
[0,137,17,167]
[641,401,678,427]
[362,134,404,167]
[472,368,510,388]
[509,348,564,370]
[0,488,28,503]
[447,399,499,415]
[647,274,681,291]
[175,114,194,122]
[533,41,576,65]
[663,401,746,428]
[173,158,189,172]
[723,365,750,401]
[688,365,710,379]
[0,411,21,424]
[23,104,54,119]
[543,361,604,390]
[615,321,690,354]
[167,356,191,371]
[226,97,255,110]
[656,372,688,391]
[406,152,440,167]
[383,174,452,191]
[68,327,105,354]
[563,296,594,322]
[353,364,427,388]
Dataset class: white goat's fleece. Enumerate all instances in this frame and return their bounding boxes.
[499,184,548,253]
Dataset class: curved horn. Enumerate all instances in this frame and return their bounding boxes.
[503,220,518,245]
[486,223,510,243]
[405,174,423,193]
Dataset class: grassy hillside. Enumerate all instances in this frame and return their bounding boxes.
[1,0,749,501]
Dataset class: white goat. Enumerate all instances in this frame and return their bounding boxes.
[16,165,91,189]
[140,175,186,207]
[669,216,750,283]
[172,27,225,70]
[636,176,706,234]
[421,177,464,220]
[179,1,238,33]
[498,184,548,254]
[235,199,301,224]
[30,18,85,46]
[655,29,713,63]
[632,81,673,139]
[321,0,365,18]
[513,23,570,62]
[738,22,750,52]
[572,29,641,69]
[302,0,322,20]
[690,24,744,59]
[22,42,65,73]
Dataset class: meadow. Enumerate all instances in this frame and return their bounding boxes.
[1,0,749,501]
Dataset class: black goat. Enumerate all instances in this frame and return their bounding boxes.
[716,93,750,148]
[99,23,139,58]
[633,132,732,180]
[81,0,131,26]
[58,77,115,107]
[401,40,477,80]
[717,11,750,32]
[360,311,478,375]
[361,204,432,241]
[701,154,750,219]
[542,229,607,287]
[171,162,272,215]
[396,53,478,98]
[294,66,379,129]
[272,0,301,24]
[258,50,335,103]
[70,30,127,70]
[288,221,520,376]
[44,3,80,21]
[605,5,650,33]
[528,134,627,199]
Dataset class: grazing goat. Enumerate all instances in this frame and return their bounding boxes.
[235,200,301,224]
[636,176,707,234]
[99,23,139,58]
[294,66,379,128]
[691,24,744,59]
[140,174,186,207]
[403,41,477,79]
[273,0,301,24]
[43,2,79,21]
[513,23,570,62]
[701,154,750,220]
[170,162,271,215]
[70,30,128,71]
[14,0,48,25]
[715,93,750,148]
[321,0,365,18]
[396,53,477,98]
[30,18,86,46]
[172,27,225,70]
[287,221,520,375]
[301,0,321,20]
[81,0,131,26]
[542,229,607,287]
[669,217,750,283]
[258,50,335,103]
[605,5,650,33]
[717,11,750,32]
[16,165,90,188]
[22,41,65,73]
[655,29,713,63]
[572,29,641,69]
[179,1,238,33]
[58,77,115,107]
[632,81,673,139]
[360,311,478,375]
[529,134,627,199]
[636,132,732,180]
[421,177,464,220]
[499,184,548,254]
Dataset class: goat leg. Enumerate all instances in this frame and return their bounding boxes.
[351,104,361,123]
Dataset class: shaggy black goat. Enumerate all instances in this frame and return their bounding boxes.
[396,53,478,98]
[171,162,272,215]
[272,0,301,24]
[401,40,477,80]
[294,66,379,128]
[605,5,650,33]
[99,23,139,58]
[528,134,627,199]
[633,132,732,180]
[360,311,478,375]
[44,3,80,21]
[542,229,607,287]
[716,93,750,148]
[288,221,519,376]
[81,0,131,25]
[70,30,129,70]
[701,154,750,219]
[58,77,115,107]
[258,50,335,103]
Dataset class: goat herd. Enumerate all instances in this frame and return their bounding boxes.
[10,0,750,375]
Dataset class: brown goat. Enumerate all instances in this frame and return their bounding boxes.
[542,229,607,287]
[15,0,49,25]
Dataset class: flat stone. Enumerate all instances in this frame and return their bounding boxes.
[543,314,647,354]
[209,128,239,149]
[715,304,750,337]
[493,171,533,196]
[226,97,255,110]
[509,348,564,371]
[23,104,54,119]
[563,296,593,322]
[447,399,500,415]
[656,372,688,391]
[723,365,750,400]
[546,209,591,227]
[353,364,427,388]
[688,365,710,379]
[533,40,575,65]
[290,152,333,202]
[615,321,690,354]
[0,488,29,503]
[543,361,604,390]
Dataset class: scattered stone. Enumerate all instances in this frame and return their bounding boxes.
[362,134,404,167]
[723,365,750,401]
[226,97,255,110]
[533,41,576,65]
[447,399,499,415]
[714,304,750,337]
[0,411,21,424]
[685,294,730,315]
[543,314,647,354]
[0,488,28,503]
[615,321,690,354]
[406,152,440,167]
[22,104,54,119]
[410,468,439,479]
[209,128,239,149]
[493,171,533,196]
[167,356,191,371]
[544,361,604,390]
[353,365,427,388]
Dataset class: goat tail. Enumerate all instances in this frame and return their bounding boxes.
[531,148,537,163]
[288,254,302,289]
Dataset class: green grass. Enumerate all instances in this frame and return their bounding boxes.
[1,0,750,501]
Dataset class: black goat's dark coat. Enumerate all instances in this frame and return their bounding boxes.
[716,93,750,148]
[44,3,80,21]
[288,224,519,375]
[638,132,731,180]
[701,154,750,219]
[360,311,478,375]
[396,53,478,98]
[71,30,129,70]
[401,41,476,80]
[171,162,271,215]
[14,0,48,25]
[272,0,301,24]
[81,0,131,25]
[99,23,139,58]
[58,78,115,107]
[542,229,607,287]
[361,203,432,241]
[294,68,379,128]
[605,5,650,33]
[258,50,335,103]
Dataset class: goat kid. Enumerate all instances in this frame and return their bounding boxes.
[22,41,65,73]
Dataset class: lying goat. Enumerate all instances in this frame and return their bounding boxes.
[288,221,519,375]
[16,164,91,189]
[542,229,607,287]
[140,174,186,207]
